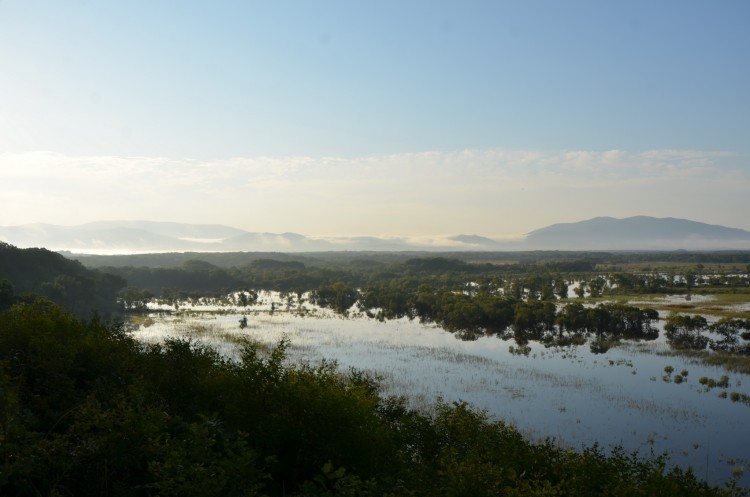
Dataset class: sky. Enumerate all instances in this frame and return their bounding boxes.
[1,0,749,237]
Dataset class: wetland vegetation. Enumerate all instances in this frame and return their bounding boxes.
[3,245,750,494]
[2,299,747,496]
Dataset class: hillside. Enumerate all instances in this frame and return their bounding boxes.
[0,242,125,316]
[524,216,750,250]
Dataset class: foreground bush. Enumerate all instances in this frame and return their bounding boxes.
[0,300,744,496]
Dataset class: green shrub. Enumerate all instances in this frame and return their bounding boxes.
[0,300,741,497]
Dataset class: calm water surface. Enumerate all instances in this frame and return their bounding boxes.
[131,291,750,486]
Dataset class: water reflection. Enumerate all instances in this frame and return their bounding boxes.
[130,291,750,486]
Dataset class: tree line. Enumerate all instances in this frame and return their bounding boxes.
[312,280,659,351]
[664,315,750,353]
[0,242,124,317]
[100,254,749,303]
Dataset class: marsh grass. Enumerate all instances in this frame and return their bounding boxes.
[129,314,155,327]
[181,323,249,345]
[598,262,749,272]
[575,291,750,318]
[657,349,750,375]
[682,292,750,318]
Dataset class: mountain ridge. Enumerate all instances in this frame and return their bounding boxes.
[526,216,750,249]
[1,216,750,253]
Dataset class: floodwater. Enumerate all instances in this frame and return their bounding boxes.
[131,291,750,486]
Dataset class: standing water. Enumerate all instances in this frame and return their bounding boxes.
[131,291,750,486]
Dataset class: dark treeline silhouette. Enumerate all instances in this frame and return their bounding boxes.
[0,242,124,317]
[86,251,750,298]
[69,249,750,270]
[95,256,597,297]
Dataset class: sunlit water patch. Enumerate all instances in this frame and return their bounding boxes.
[129,293,750,486]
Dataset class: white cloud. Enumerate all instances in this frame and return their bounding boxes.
[1,148,747,235]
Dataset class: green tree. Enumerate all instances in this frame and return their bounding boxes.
[119,286,154,311]
[587,276,606,298]
[556,302,588,336]
[513,301,556,342]
[709,317,750,354]
[0,278,15,311]
[310,282,360,314]
[237,289,258,308]
[555,276,568,299]
[664,314,709,350]
[574,281,586,298]
[684,270,696,291]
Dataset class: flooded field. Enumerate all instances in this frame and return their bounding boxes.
[130,291,750,486]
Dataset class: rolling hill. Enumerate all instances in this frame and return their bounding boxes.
[524,216,750,250]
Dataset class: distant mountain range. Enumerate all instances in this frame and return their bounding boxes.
[525,216,750,250]
[1,216,750,253]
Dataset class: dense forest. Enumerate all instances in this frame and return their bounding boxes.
[0,242,124,317]
[68,249,750,270]
[79,250,750,299]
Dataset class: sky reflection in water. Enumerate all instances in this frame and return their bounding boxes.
[132,292,750,486]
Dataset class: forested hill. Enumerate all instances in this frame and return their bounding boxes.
[0,242,125,316]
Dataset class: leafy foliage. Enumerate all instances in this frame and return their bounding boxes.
[709,318,750,354]
[665,314,711,350]
[0,300,742,496]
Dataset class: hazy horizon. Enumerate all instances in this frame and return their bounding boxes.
[4,216,750,256]
[2,1,748,235]
[2,214,750,238]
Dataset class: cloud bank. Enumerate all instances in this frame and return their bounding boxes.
[1,148,747,236]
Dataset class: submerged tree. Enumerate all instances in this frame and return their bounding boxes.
[709,317,750,354]
[664,314,710,350]
[310,282,360,314]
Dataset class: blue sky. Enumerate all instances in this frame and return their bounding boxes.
[1,1,749,236]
